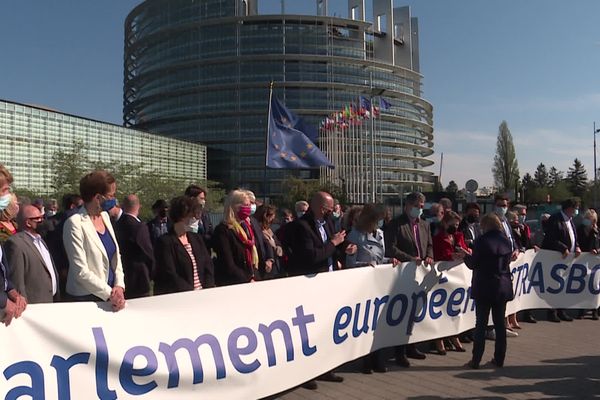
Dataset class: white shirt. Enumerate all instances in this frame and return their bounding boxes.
[25,231,58,295]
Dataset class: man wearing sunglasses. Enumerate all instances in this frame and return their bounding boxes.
[5,204,59,304]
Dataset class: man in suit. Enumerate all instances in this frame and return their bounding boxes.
[5,205,59,303]
[541,198,581,322]
[115,194,154,299]
[147,199,170,247]
[459,202,482,249]
[384,191,433,367]
[288,191,356,389]
[0,164,27,325]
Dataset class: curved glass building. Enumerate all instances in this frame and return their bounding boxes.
[124,0,434,202]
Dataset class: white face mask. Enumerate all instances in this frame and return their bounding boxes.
[0,194,11,211]
[186,218,199,233]
[377,219,384,228]
[297,211,306,218]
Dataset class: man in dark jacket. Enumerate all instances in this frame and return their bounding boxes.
[541,198,581,322]
[115,194,154,299]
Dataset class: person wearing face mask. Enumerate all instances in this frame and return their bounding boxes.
[0,193,19,245]
[493,194,519,261]
[346,203,398,374]
[428,203,444,237]
[213,190,259,286]
[0,164,27,326]
[5,205,60,303]
[114,194,155,299]
[384,191,434,367]
[62,171,126,312]
[184,184,214,251]
[295,200,309,219]
[153,196,214,294]
[242,190,274,280]
[541,198,581,322]
[432,210,471,354]
[458,203,482,249]
[332,201,344,232]
[576,209,599,320]
[147,199,170,246]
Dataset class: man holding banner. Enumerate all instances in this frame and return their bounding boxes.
[384,191,433,367]
[541,198,581,322]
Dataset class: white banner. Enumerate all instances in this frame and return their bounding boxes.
[1,250,599,399]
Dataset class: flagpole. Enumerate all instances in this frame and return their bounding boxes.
[264,81,274,203]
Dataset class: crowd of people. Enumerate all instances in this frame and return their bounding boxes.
[0,163,598,389]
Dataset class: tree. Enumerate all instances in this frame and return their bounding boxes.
[533,163,548,187]
[492,121,520,192]
[548,166,563,188]
[49,140,89,196]
[566,158,587,198]
[445,180,458,193]
[280,176,345,208]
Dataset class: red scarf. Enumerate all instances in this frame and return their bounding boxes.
[233,220,258,273]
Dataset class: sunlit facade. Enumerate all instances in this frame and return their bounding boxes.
[124,0,434,201]
[0,100,206,194]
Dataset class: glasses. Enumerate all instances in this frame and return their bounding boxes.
[28,217,43,222]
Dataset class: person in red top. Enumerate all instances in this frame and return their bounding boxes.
[432,210,472,354]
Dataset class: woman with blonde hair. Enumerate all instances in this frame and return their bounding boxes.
[576,209,599,320]
[0,193,19,244]
[213,189,258,286]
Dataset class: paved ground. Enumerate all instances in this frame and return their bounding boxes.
[277,311,600,400]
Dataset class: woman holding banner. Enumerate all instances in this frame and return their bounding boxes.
[63,171,125,311]
[346,203,397,373]
[463,212,514,369]
[576,209,599,320]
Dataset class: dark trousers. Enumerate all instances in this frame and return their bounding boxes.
[472,299,507,366]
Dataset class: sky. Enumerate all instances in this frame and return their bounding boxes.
[1,1,600,190]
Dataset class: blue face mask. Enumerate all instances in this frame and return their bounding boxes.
[495,206,507,217]
[583,218,592,227]
[377,219,384,228]
[0,194,11,211]
[409,206,422,219]
[250,204,257,215]
[101,198,117,212]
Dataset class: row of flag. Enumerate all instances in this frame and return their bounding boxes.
[320,96,392,131]
[266,89,393,169]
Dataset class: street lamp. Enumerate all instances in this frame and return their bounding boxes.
[594,122,600,208]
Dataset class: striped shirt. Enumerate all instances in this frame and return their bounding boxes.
[183,243,202,290]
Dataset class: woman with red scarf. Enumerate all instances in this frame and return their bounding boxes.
[213,189,259,286]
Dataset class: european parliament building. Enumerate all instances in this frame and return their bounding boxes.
[0,100,206,194]
[124,0,434,202]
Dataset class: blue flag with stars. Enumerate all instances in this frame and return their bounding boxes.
[267,96,334,169]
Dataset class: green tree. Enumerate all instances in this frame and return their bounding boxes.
[533,163,548,187]
[566,158,587,198]
[548,166,563,188]
[50,140,89,197]
[445,180,458,193]
[492,121,520,192]
[280,176,345,208]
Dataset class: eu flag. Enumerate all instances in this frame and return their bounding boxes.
[266,96,334,169]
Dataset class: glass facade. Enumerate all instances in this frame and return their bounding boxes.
[124,0,434,201]
[0,100,206,194]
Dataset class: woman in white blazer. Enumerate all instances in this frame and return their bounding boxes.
[63,170,126,311]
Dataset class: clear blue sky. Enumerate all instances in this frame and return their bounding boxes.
[2,1,599,189]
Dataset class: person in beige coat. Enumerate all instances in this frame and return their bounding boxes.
[63,170,125,311]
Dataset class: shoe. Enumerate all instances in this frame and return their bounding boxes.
[318,372,344,383]
[460,335,472,343]
[465,360,479,369]
[592,310,599,320]
[406,347,426,360]
[361,367,373,374]
[490,358,504,368]
[548,312,561,323]
[485,330,496,340]
[373,365,388,373]
[558,311,573,322]
[511,323,522,330]
[395,355,410,368]
[454,346,466,352]
[302,380,318,390]
[506,329,518,337]
[435,348,447,356]
[523,314,537,323]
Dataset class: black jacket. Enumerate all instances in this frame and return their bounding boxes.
[213,222,255,286]
[154,231,215,294]
[115,214,155,298]
[464,229,514,302]
[541,211,578,253]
